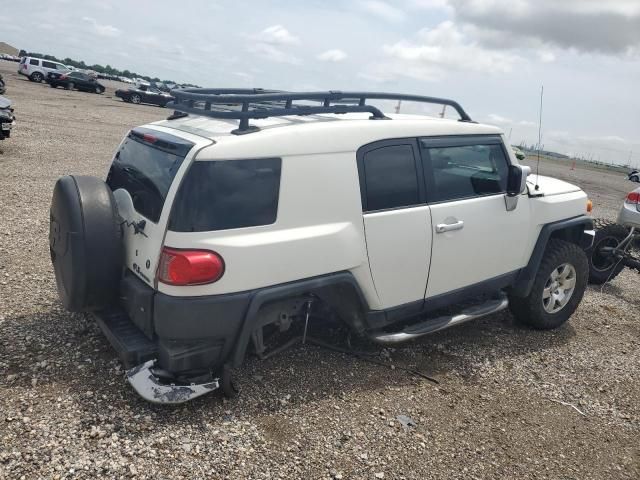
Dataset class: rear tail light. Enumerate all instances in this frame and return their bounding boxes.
[158,247,225,286]
[625,191,640,204]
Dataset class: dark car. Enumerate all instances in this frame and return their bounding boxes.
[115,84,172,106]
[47,71,105,94]
[0,95,15,140]
[0,74,5,95]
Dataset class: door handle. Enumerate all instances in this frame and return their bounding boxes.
[436,220,464,233]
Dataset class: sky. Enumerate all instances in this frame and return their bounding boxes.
[2,0,639,166]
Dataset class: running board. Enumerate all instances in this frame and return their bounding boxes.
[369,294,509,344]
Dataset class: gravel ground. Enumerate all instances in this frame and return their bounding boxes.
[0,60,638,480]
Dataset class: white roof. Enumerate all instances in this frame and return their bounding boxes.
[153,112,503,159]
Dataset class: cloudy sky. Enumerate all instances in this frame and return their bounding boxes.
[2,0,639,166]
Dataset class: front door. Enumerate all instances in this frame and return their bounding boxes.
[419,136,531,298]
[358,139,432,310]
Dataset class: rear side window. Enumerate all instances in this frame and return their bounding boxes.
[421,142,509,202]
[42,61,57,69]
[107,130,193,222]
[360,144,420,212]
[169,158,281,232]
[29,58,39,66]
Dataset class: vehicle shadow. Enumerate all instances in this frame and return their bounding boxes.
[0,306,575,430]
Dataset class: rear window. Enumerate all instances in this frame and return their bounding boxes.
[169,158,282,232]
[106,129,193,222]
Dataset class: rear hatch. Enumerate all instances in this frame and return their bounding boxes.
[106,127,206,287]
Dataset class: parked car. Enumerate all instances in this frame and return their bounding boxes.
[18,56,69,83]
[628,170,639,183]
[587,188,640,283]
[49,89,593,403]
[0,74,5,95]
[47,71,105,93]
[0,95,15,140]
[115,84,172,106]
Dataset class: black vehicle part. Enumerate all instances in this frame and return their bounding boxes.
[510,215,593,297]
[49,175,123,312]
[509,239,588,329]
[586,219,630,284]
[168,88,473,134]
[0,76,5,95]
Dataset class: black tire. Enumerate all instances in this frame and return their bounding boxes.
[130,94,142,104]
[586,219,628,284]
[66,82,75,91]
[509,239,588,330]
[95,86,103,94]
[631,175,640,183]
[30,72,44,82]
[49,176,123,312]
[49,82,56,88]
[221,364,240,398]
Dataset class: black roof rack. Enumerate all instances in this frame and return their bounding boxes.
[167,88,473,135]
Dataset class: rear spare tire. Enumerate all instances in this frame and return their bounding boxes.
[586,219,628,284]
[49,175,123,312]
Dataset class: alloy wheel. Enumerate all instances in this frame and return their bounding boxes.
[542,263,577,313]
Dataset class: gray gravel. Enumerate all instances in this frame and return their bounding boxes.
[0,59,638,479]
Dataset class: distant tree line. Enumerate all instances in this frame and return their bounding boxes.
[18,49,199,87]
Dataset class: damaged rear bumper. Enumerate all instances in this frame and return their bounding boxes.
[126,360,219,404]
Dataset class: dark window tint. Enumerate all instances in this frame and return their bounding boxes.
[42,61,57,69]
[422,143,509,202]
[107,136,189,222]
[361,145,419,211]
[29,58,38,65]
[70,72,86,79]
[169,158,281,232]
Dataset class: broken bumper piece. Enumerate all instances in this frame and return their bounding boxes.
[126,360,219,404]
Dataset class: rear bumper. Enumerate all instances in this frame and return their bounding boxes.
[98,272,251,375]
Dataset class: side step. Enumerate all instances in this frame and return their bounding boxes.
[93,308,158,368]
[369,294,509,344]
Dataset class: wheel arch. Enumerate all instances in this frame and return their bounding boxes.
[229,272,370,368]
[510,215,593,297]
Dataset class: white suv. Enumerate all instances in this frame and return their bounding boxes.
[18,56,69,83]
[49,89,594,403]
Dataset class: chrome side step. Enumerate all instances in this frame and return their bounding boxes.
[370,294,509,345]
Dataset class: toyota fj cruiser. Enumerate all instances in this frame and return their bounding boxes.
[49,89,594,403]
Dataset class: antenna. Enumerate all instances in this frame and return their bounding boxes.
[535,85,544,190]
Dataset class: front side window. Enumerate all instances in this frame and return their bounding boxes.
[169,158,282,232]
[421,143,509,202]
[360,144,420,212]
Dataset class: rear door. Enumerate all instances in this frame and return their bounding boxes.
[420,135,531,298]
[358,139,432,310]
[106,128,199,286]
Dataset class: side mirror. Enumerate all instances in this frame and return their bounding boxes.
[504,165,530,211]
[506,165,530,196]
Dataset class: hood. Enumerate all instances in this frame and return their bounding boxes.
[526,174,581,196]
[0,96,11,109]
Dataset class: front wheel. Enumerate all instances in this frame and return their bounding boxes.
[30,72,44,82]
[509,239,588,330]
[65,82,75,91]
[586,219,628,284]
[130,94,141,104]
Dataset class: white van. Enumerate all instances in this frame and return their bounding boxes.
[18,57,69,83]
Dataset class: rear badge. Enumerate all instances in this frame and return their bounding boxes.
[132,263,151,283]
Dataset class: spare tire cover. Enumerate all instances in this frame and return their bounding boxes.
[49,175,123,312]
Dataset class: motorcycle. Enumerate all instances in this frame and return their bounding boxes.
[587,186,640,283]
[0,95,15,140]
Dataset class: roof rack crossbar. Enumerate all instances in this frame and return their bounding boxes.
[167,89,473,133]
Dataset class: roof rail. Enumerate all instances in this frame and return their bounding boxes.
[167,88,473,134]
